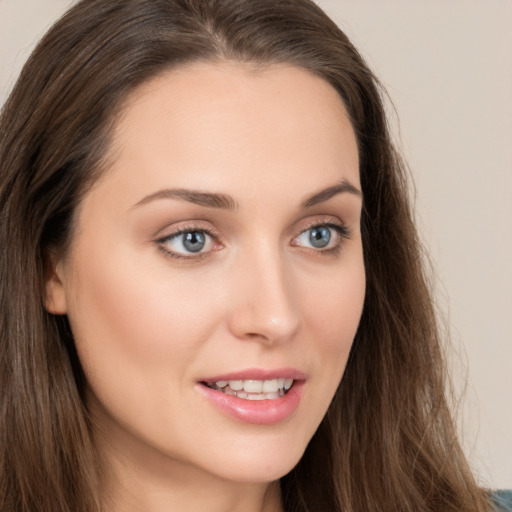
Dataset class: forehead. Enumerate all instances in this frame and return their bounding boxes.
[90,61,360,211]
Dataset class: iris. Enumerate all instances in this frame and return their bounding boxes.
[309,226,331,248]
[183,232,206,252]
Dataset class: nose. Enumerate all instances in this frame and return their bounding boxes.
[227,246,300,346]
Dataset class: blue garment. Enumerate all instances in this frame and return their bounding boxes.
[492,490,512,511]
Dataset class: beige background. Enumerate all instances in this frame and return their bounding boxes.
[1,0,510,489]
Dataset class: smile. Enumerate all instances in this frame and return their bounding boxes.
[203,378,294,400]
[198,369,306,424]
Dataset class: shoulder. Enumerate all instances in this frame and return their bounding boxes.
[491,490,512,512]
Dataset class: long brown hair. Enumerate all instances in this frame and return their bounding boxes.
[0,1,491,511]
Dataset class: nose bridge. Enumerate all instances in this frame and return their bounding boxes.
[228,240,300,345]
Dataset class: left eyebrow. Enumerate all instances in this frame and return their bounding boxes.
[300,179,362,209]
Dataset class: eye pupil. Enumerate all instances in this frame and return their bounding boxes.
[309,227,331,248]
[183,232,206,252]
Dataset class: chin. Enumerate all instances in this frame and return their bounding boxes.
[200,435,309,484]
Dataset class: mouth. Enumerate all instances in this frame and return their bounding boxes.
[201,378,295,401]
[197,368,306,424]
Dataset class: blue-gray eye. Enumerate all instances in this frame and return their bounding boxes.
[182,232,206,253]
[294,224,347,251]
[309,226,331,248]
[160,230,214,256]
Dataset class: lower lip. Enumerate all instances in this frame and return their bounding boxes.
[197,382,304,425]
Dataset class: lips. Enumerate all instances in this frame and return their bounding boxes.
[197,368,306,424]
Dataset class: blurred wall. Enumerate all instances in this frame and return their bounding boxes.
[1,0,511,489]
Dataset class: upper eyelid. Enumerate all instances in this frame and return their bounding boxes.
[294,216,348,234]
[155,222,220,242]
[154,216,348,241]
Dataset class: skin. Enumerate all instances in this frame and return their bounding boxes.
[45,62,365,512]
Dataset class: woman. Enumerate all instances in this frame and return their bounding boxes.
[0,1,507,511]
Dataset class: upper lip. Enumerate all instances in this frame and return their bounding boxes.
[200,367,307,383]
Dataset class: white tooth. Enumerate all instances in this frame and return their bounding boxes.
[223,387,236,396]
[243,380,263,393]
[284,379,293,390]
[246,393,266,400]
[236,391,247,399]
[215,380,227,388]
[277,378,285,389]
[265,392,279,400]
[228,380,243,391]
[262,379,278,393]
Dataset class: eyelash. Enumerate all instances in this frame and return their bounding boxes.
[293,221,351,257]
[155,220,351,261]
[155,225,221,261]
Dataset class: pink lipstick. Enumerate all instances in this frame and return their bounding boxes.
[197,368,306,425]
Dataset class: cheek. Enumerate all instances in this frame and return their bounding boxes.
[64,247,222,390]
[306,259,365,345]
[63,247,232,457]
[299,250,365,387]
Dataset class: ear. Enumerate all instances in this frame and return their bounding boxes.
[44,250,68,315]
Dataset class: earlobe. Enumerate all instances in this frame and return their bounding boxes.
[44,253,68,315]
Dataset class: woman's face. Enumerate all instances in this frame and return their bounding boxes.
[47,62,365,484]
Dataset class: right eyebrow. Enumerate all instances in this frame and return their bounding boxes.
[130,188,238,211]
